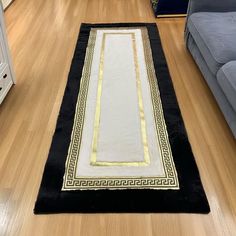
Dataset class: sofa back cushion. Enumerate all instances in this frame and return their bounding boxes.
[188,0,236,15]
[188,12,236,75]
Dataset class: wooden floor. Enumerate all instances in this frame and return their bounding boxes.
[0,0,236,235]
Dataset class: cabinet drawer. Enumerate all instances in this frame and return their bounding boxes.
[0,76,3,96]
[2,65,12,87]
[0,64,13,98]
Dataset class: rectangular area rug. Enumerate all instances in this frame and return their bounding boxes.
[34,23,210,214]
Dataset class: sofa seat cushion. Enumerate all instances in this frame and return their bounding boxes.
[188,12,236,75]
[217,61,236,112]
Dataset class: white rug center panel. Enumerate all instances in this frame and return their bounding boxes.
[96,34,144,164]
[75,29,165,177]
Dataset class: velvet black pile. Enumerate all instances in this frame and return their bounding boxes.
[34,23,210,214]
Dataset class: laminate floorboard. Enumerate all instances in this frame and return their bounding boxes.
[0,0,236,235]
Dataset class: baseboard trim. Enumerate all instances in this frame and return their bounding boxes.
[157,14,187,18]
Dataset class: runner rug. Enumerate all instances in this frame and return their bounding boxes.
[34,23,210,214]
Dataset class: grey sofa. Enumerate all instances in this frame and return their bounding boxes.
[185,0,236,138]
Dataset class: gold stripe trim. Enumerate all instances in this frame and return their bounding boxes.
[131,33,150,165]
[90,31,106,165]
[90,32,150,166]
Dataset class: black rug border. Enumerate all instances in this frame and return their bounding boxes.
[34,23,210,214]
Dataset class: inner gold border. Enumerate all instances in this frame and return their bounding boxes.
[62,27,179,190]
[90,32,150,167]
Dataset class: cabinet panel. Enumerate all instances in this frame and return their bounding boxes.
[0,77,3,97]
[0,1,16,104]
[2,0,14,10]
[0,28,6,63]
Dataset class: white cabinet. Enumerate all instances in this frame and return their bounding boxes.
[2,0,13,10]
[0,1,15,104]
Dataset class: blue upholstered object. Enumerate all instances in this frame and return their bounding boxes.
[151,0,189,17]
[185,0,236,138]
[188,12,236,75]
[217,61,236,113]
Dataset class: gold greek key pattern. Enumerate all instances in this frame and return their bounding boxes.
[65,177,178,189]
[141,27,178,183]
[62,27,179,190]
